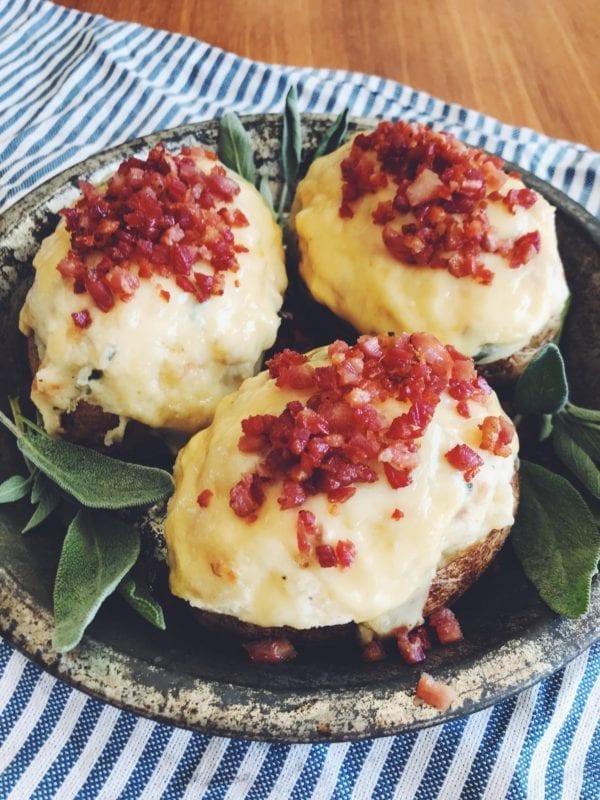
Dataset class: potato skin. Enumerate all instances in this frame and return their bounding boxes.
[190,472,519,646]
[477,313,562,387]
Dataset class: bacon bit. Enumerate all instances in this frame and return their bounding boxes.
[415,672,457,711]
[396,626,429,665]
[196,489,213,508]
[479,415,515,457]
[229,472,265,517]
[391,508,404,520]
[327,486,356,504]
[232,335,491,572]
[428,607,464,644]
[509,230,541,268]
[71,309,92,329]
[159,288,171,302]
[243,638,298,664]
[445,444,484,481]
[383,463,412,489]
[335,539,356,568]
[58,144,246,312]
[340,120,540,283]
[316,544,338,568]
[361,640,387,662]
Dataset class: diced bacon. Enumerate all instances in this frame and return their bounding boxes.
[71,309,92,329]
[509,230,541,267]
[361,640,387,662]
[415,672,457,711]
[229,472,265,518]
[338,120,541,284]
[428,607,464,644]
[196,489,213,508]
[57,143,245,311]
[479,415,515,457]
[445,444,484,481]
[335,538,356,567]
[243,638,297,664]
[406,168,444,206]
[316,544,338,568]
[396,626,427,664]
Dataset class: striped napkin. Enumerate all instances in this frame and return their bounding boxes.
[1,1,598,798]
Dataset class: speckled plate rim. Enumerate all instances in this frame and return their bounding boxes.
[0,115,598,744]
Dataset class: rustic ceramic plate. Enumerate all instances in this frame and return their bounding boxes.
[0,115,598,743]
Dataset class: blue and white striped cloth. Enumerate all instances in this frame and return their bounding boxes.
[0,1,599,798]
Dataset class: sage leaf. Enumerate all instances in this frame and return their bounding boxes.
[30,470,46,504]
[17,432,173,509]
[281,85,302,188]
[539,414,554,442]
[514,343,568,415]
[218,112,256,184]
[561,418,600,462]
[0,473,32,503]
[511,460,599,618]
[118,576,166,630]
[23,479,60,533]
[564,403,600,427]
[53,510,140,652]
[313,108,349,159]
[552,421,600,499]
[259,174,275,214]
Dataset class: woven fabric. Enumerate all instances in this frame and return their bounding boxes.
[0,1,599,798]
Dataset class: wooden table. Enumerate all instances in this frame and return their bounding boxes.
[56,0,600,151]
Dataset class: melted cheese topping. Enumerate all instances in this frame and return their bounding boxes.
[19,156,287,440]
[165,359,518,634]
[293,139,569,360]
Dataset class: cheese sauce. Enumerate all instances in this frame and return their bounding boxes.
[293,139,569,361]
[166,360,518,635]
[19,156,287,441]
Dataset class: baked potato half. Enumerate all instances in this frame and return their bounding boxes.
[165,333,519,646]
[291,121,569,382]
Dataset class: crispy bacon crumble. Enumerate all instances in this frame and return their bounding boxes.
[339,120,541,284]
[57,144,249,315]
[226,333,511,568]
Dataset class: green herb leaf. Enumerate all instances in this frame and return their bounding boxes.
[118,575,166,630]
[259,174,275,215]
[23,475,60,532]
[17,432,173,509]
[539,414,554,442]
[561,418,600,462]
[218,112,256,184]
[281,85,302,188]
[552,420,600,498]
[53,510,141,651]
[514,343,569,415]
[0,473,32,503]
[313,108,349,159]
[563,403,600,427]
[511,460,599,618]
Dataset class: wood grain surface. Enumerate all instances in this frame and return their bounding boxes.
[56,0,600,151]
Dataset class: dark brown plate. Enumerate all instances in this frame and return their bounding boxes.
[0,115,598,743]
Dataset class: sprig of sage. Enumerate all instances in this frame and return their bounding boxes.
[53,509,141,652]
[118,574,166,630]
[0,406,173,509]
[511,461,599,617]
[512,343,600,615]
[218,91,350,227]
[0,401,170,650]
[313,108,349,159]
[218,111,256,184]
